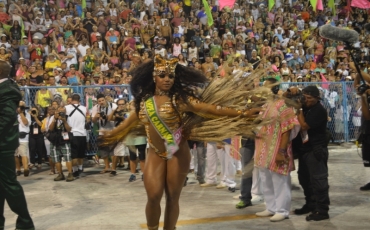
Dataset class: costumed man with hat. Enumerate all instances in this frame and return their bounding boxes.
[287,85,330,221]
[0,60,35,230]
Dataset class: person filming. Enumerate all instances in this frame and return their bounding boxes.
[287,85,330,221]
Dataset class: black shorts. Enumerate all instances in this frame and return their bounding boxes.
[128,144,146,161]
[70,136,87,159]
[362,135,370,167]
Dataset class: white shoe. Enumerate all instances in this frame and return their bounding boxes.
[270,213,288,222]
[251,195,264,204]
[216,183,227,189]
[256,210,274,217]
[233,194,241,199]
[200,183,217,187]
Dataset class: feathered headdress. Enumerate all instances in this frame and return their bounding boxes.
[153,54,178,76]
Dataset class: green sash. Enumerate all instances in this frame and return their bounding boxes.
[145,97,182,158]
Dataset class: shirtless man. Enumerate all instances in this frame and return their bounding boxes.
[160,19,172,48]
[202,56,216,79]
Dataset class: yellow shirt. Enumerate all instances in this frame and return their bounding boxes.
[45,60,61,76]
[36,90,51,108]
[184,0,191,6]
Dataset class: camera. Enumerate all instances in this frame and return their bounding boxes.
[357,83,370,95]
[99,111,107,119]
[59,112,66,118]
[31,109,37,115]
[20,105,29,111]
[114,110,125,119]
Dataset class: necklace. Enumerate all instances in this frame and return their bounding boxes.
[155,88,169,96]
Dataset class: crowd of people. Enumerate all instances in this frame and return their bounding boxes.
[2,0,370,229]
[0,0,364,143]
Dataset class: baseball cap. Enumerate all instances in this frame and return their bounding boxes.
[345,76,352,80]
[96,33,101,37]
[302,85,321,99]
[297,75,303,79]
[22,36,28,39]
[33,35,40,39]
[109,28,114,31]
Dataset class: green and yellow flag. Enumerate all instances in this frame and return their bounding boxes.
[81,0,87,18]
[202,0,214,26]
[328,0,336,16]
[310,0,318,12]
[268,0,275,11]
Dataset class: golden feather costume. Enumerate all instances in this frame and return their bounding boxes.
[100,55,278,150]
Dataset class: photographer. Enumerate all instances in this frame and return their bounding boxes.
[29,106,46,169]
[41,106,56,175]
[92,94,117,173]
[288,85,330,221]
[108,98,129,176]
[49,106,74,182]
[65,94,87,177]
[15,101,31,177]
[350,62,370,191]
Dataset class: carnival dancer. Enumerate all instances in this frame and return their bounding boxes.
[101,55,267,230]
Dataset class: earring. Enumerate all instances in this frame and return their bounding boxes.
[153,78,156,83]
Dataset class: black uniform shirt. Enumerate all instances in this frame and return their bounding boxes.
[293,102,328,153]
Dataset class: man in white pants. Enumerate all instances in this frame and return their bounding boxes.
[201,139,236,188]
[254,78,298,222]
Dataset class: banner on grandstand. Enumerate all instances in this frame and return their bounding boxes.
[317,0,323,11]
[351,0,370,9]
[219,0,236,10]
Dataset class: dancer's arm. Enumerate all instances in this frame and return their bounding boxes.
[102,111,139,138]
[182,98,262,118]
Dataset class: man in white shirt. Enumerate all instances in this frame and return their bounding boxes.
[65,94,87,177]
[15,101,31,177]
[296,15,305,32]
[92,94,117,173]
[77,39,90,58]
[65,42,78,68]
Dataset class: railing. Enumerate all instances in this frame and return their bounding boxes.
[20,82,359,156]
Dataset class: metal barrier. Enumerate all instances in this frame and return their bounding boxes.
[20,85,132,156]
[20,82,359,156]
[285,82,358,143]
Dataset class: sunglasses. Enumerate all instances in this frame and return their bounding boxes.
[117,104,125,106]
[158,74,175,79]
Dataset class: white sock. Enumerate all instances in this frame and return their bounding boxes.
[78,165,83,170]
[73,166,78,172]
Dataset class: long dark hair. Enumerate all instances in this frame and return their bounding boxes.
[130,60,208,113]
